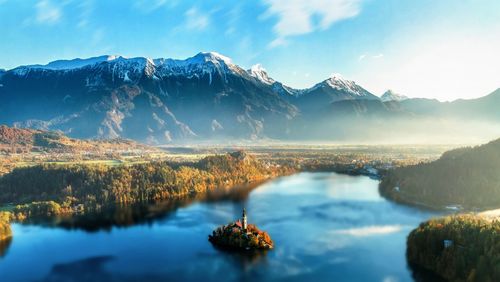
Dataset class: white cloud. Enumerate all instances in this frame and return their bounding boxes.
[185,7,210,31]
[262,0,361,47]
[333,225,403,237]
[372,53,384,59]
[35,0,62,24]
[358,54,367,61]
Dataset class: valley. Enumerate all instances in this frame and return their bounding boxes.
[1,1,498,280]
[1,53,499,144]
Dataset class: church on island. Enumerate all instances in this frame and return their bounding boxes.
[234,208,249,234]
[208,207,274,250]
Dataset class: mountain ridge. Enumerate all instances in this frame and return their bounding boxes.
[1,52,499,143]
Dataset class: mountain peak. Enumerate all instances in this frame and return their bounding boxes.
[381,89,408,102]
[329,73,345,81]
[323,73,364,95]
[248,64,275,85]
[189,52,233,65]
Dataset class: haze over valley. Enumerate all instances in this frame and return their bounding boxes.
[1,52,499,145]
[1,1,499,281]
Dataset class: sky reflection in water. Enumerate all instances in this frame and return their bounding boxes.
[0,172,440,282]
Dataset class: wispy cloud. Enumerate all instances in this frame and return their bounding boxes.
[262,0,361,48]
[76,0,94,28]
[268,37,288,48]
[133,0,177,13]
[35,0,62,24]
[372,53,384,59]
[358,54,367,61]
[225,6,241,35]
[185,7,210,31]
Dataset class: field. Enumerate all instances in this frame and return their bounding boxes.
[0,142,464,177]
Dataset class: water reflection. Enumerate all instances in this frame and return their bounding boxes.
[211,246,270,272]
[0,173,444,281]
[40,256,177,282]
[41,256,116,282]
[23,181,262,232]
[0,236,12,258]
[408,262,447,282]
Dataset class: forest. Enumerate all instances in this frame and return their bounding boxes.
[0,151,293,219]
[407,215,500,282]
[379,138,500,209]
[0,211,11,242]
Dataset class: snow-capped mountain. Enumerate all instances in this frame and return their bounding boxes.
[1,52,499,143]
[247,64,275,85]
[304,73,379,100]
[1,52,299,143]
[293,73,379,113]
[381,90,409,102]
[13,52,245,81]
[322,73,376,98]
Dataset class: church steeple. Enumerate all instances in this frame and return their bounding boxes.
[242,208,248,232]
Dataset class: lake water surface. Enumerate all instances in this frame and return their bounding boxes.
[0,172,440,282]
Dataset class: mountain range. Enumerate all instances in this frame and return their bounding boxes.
[1,52,499,144]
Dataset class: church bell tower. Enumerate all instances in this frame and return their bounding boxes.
[242,208,248,232]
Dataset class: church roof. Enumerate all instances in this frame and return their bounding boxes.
[235,220,242,228]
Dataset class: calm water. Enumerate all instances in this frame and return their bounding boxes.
[0,173,440,282]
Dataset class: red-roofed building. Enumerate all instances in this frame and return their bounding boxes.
[235,220,242,228]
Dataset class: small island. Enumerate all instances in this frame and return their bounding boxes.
[209,208,273,250]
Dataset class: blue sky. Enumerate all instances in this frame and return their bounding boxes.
[0,0,499,100]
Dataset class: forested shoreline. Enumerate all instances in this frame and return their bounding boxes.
[379,138,500,209]
[407,215,500,281]
[0,151,293,240]
[0,212,11,242]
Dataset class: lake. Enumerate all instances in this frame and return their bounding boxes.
[0,172,441,282]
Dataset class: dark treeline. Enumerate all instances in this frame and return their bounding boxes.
[16,181,260,233]
[380,138,500,209]
[0,151,292,219]
[407,215,500,282]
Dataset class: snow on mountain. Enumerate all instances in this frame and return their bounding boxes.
[22,55,121,71]
[247,64,275,85]
[154,52,246,84]
[324,73,367,96]
[301,73,378,100]
[8,52,376,100]
[11,52,245,82]
[381,90,409,102]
